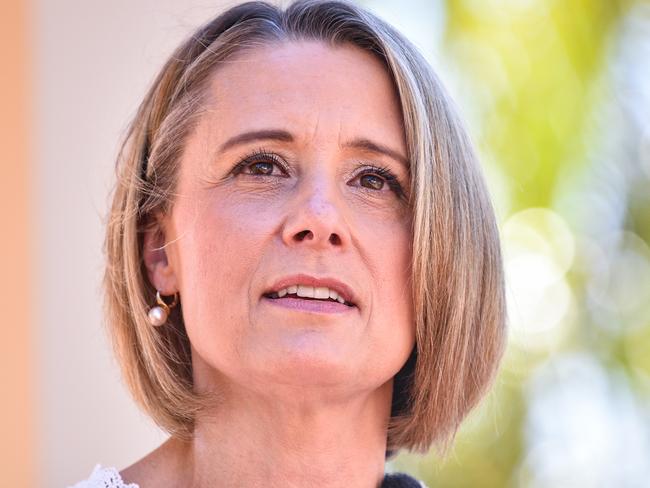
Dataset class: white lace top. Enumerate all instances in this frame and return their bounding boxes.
[70,464,428,488]
[68,464,138,488]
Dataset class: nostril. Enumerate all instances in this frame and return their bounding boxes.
[294,230,312,241]
[291,230,341,245]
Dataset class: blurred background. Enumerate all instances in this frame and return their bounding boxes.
[2,0,649,486]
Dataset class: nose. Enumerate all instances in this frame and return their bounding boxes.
[280,172,348,250]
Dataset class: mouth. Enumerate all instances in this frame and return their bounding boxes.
[263,287,355,308]
[261,293,356,314]
[262,275,359,311]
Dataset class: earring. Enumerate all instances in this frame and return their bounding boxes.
[148,291,179,326]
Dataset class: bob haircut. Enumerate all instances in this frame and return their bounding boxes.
[104,0,507,456]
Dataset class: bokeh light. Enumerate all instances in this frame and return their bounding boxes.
[503,208,575,350]
[380,0,650,485]
[520,354,650,487]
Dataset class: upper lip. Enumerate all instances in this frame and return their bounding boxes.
[263,273,358,307]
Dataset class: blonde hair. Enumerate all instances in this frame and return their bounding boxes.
[104,0,507,456]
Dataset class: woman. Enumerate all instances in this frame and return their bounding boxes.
[71,0,506,486]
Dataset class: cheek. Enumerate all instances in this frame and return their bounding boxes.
[363,215,415,360]
[172,196,276,351]
[180,191,277,283]
[363,209,412,301]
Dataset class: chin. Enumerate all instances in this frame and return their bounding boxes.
[256,347,363,389]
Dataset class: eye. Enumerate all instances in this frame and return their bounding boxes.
[230,149,288,178]
[359,173,385,191]
[351,165,406,199]
[245,160,278,176]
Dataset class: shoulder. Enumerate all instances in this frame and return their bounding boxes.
[68,464,139,488]
[67,437,190,487]
[382,472,429,488]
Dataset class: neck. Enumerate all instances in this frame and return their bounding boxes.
[165,380,393,488]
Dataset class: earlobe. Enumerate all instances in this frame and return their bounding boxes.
[142,217,178,294]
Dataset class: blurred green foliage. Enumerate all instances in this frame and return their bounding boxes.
[445,0,624,210]
[386,0,650,486]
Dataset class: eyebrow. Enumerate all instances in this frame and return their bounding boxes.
[218,129,409,167]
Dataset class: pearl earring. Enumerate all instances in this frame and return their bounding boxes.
[148,291,179,326]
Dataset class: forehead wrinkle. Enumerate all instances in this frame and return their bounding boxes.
[337,115,343,154]
[305,110,321,148]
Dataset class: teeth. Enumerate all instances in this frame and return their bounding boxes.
[297,285,314,298]
[271,284,350,305]
[314,286,329,299]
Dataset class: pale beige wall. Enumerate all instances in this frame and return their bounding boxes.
[31,2,231,486]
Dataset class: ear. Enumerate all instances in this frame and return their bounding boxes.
[142,213,178,295]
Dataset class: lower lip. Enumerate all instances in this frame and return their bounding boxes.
[262,296,356,314]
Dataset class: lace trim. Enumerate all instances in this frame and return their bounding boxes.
[68,464,139,488]
[70,464,427,488]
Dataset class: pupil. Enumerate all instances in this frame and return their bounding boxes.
[251,161,273,175]
[361,174,384,190]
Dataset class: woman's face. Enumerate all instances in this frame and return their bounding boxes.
[151,41,415,399]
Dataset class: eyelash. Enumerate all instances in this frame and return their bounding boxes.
[229,148,407,199]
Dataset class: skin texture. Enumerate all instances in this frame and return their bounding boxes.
[131,40,415,488]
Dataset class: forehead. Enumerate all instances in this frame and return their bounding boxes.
[199,40,406,148]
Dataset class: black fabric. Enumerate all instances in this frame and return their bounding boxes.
[381,472,423,487]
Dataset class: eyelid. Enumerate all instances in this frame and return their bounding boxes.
[352,163,396,181]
